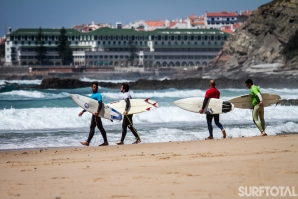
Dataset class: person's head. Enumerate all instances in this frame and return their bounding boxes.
[91,81,98,92]
[121,83,130,93]
[245,79,253,89]
[209,79,216,88]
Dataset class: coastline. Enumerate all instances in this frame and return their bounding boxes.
[1,134,297,199]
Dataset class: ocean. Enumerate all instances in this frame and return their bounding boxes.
[1,78,298,150]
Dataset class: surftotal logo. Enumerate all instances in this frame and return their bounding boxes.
[238,186,297,197]
[84,103,89,109]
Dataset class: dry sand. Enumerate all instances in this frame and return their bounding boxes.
[0,134,297,199]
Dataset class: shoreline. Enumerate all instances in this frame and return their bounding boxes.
[1,134,297,198]
[1,132,298,152]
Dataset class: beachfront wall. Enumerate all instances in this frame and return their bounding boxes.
[4,28,229,68]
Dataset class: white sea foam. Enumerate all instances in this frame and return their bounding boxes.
[0,90,70,100]
[102,89,206,99]
[79,77,133,83]
[0,105,297,131]
[0,80,42,85]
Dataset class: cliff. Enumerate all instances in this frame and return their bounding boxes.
[209,0,298,75]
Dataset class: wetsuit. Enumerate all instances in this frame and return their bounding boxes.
[83,91,108,143]
[202,87,224,137]
[120,92,140,142]
[250,85,265,132]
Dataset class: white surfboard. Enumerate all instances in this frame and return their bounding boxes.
[173,98,234,114]
[228,93,281,109]
[107,98,158,115]
[70,94,122,121]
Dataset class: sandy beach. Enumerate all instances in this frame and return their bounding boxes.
[0,134,297,199]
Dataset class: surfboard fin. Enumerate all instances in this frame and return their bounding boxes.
[145,98,150,103]
[146,107,151,111]
[152,103,157,107]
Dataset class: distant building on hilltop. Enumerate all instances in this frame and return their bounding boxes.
[205,11,238,29]
[72,21,112,32]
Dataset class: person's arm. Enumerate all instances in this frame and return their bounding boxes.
[97,101,102,113]
[202,97,209,110]
[78,109,86,117]
[123,98,130,115]
[257,93,263,105]
[199,91,209,114]
[94,93,103,116]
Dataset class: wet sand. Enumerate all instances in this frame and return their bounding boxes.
[0,134,297,199]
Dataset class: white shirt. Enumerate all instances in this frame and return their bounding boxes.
[122,92,132,100]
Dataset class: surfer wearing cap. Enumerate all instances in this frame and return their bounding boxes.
[79,81,109,146]
[245,79,267,136]
[116,83,141,145]
[199,79,226,140]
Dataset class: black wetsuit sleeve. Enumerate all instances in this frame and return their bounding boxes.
[202,98,209,110]
[124,98,130,111]
[82,110,86,113]
[97,101,103,112]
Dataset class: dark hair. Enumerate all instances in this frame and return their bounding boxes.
[122,83,130,92]
[245,79,253,85]
[91,81,98,87]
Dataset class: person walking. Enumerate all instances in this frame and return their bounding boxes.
[245,79,267,136]
[116,83,141,145]
[199,79,226,140]
[79,81,109,146]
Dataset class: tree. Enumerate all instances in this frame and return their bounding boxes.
[57,27,73,65]
[35,27,47,65]
[127,39,137,66]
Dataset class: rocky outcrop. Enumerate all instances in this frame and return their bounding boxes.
[36,78,90,89]
[36,77,298,90]
[210,0,298,72]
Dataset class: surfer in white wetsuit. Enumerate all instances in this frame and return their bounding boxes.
[116,83,141,145]
[78,82,109,146]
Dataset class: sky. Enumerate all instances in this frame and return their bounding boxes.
[0,0,272,35]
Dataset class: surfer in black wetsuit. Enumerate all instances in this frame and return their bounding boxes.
[78,82,109,146]
[199,79,226,140]
[116,83,141,145]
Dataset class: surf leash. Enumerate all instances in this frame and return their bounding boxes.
[125,115,140,140]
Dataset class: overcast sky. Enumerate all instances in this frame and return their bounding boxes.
[0,0,271,35]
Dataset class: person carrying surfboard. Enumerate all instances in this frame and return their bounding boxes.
[116,83,141,145]
[245,79,267,136]
[199,79,226,140]
[78,81,109,146]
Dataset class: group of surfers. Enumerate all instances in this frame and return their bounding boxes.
[78,79,266,146]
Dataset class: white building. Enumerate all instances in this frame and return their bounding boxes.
[5,27,229,68]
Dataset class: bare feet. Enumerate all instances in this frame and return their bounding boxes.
[115,141,124,145]
[261,132,267,136]
[205,136,214,140]
[132,139,141,144]
[99,142,109,146]
[222,129,226,139]
[80,141,89,146]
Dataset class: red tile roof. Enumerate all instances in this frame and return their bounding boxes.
[0,38,6,44]
[207,11,238,17]
[233,23,241,29]
[222,29,234,33]
[145,21,165,27]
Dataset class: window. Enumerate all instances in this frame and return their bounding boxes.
[14,41,18,45]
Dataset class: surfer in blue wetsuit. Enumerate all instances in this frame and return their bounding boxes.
[79,82,109,146]
[116,83,141,145]
[199,79,226,140]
